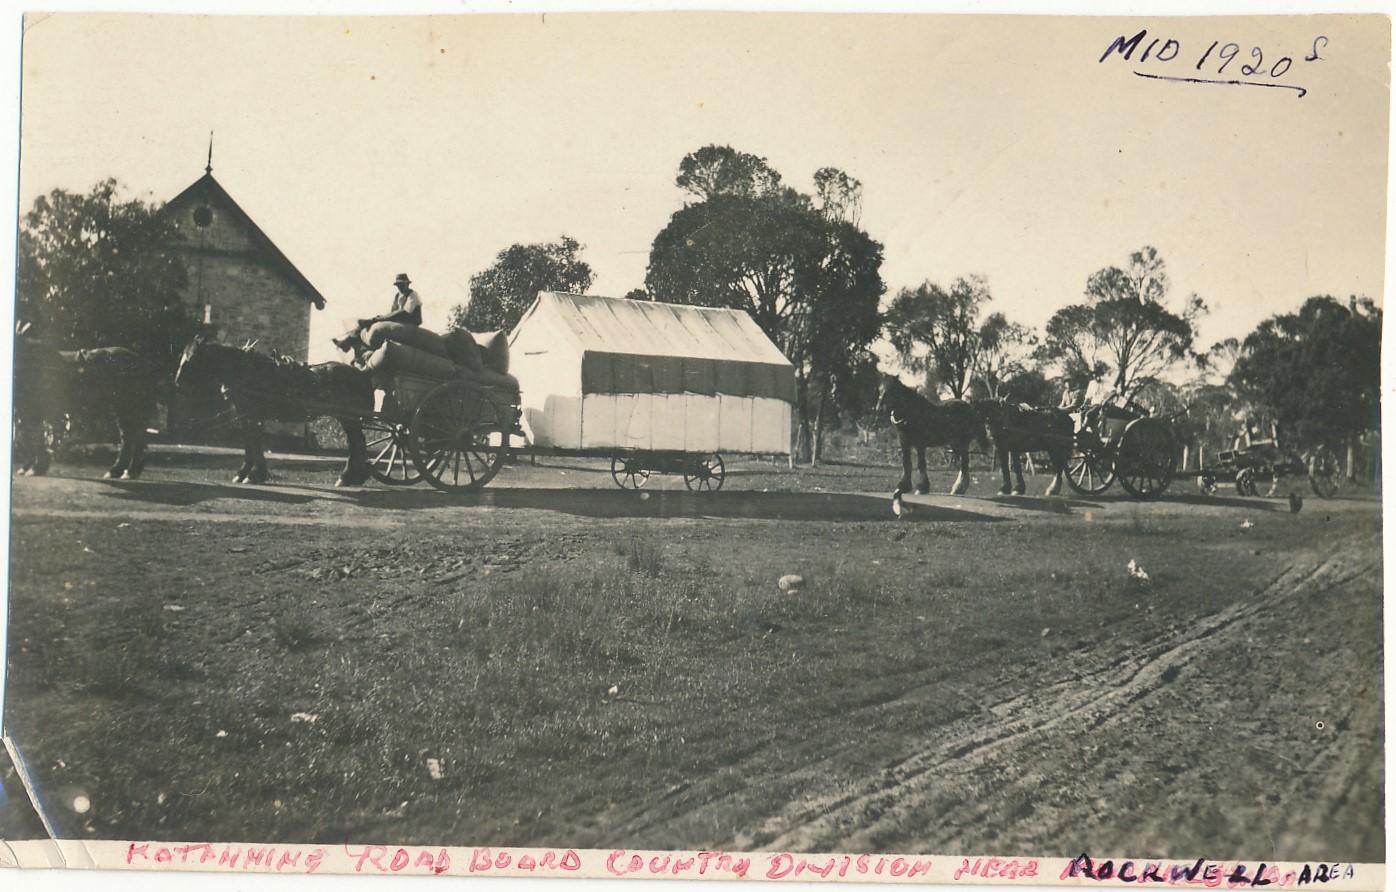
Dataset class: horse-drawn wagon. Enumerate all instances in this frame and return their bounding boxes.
[359,371,518,493]
[172,320,521,492]
[507,292,795,491]
[1194,423,1342,500]
[1062,396,1180,500]
[1061,398,1343,503]
[345,322,522,493]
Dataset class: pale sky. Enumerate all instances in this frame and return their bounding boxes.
[16,11,1390,363]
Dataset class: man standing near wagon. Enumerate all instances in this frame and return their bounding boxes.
[332,273,424,354]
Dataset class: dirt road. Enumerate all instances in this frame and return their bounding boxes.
[3,462,1383,862]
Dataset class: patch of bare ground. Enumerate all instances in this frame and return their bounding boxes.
[3,467,1381,862]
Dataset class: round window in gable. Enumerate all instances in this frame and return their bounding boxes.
[193,206,213,228]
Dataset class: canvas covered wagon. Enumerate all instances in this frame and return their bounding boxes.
[509,292,795,490]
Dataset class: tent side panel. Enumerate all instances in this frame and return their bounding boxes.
[616,393,653,450]
[774,365,796,403]
[682,395,720,453]
[653,394,687,452]
[580,394,616,450]
[511,312,583,449]
[716,395,754,454]
[751,397,792,455]
[582,352,793,400]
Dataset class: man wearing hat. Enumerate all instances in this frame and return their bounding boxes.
[333,273,423,353]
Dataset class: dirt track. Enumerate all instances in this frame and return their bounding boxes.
[3,462,1384,862]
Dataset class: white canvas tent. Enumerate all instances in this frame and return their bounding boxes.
[509,292,794,455]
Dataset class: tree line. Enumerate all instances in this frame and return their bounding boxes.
[446,145,1379,471]
[15,157,1382,474]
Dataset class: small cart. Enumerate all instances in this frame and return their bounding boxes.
[1063,399,1180,500]
[359,372,519,494]
[1196,438,1342,500]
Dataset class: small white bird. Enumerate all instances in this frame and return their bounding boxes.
[1127,559,1150,583]
[1240,519,1254,530]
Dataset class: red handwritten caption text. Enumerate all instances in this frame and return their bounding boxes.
[123,844,1359,884]
[1061,854,1356,886]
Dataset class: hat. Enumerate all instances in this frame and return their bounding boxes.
[394,273,412,286]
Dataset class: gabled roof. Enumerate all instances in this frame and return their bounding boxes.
[517,292,791,367]
[163,173,326,309]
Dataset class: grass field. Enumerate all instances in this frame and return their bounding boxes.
[1,455,1384,861]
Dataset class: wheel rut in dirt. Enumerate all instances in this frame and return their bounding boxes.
[600,539,1378,857]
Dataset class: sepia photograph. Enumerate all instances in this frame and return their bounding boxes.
[0,5,1386,886]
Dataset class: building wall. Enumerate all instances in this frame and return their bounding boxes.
[165,183,315,362]
[177,250,312,360]
[160,179,318,445]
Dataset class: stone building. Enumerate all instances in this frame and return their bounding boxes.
[160,163,326,443]
[162,164,326,360]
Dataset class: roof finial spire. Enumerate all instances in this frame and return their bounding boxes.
[205,131,213,175]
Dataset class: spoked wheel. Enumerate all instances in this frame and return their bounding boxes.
[1307,446,1343,498]
[408,382,509,494]
[1235,468,1258,497]
[610,455,651,490]
[1064,449,1116,495]
[684,453,726,492]
[1116,418,1178,500]
[362,417,421,486]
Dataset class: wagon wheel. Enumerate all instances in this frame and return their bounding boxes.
[1115,417,1178,500]
[610,455,651,490]
[684,453,726,492]
[1235,467,1258,497]
[362,417,421,486]
[1064,448,1116,496]
[1307,445,1342,499]
[407,382,509,494]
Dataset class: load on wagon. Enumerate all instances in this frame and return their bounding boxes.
[508,292,795,490]
[345,320,522,493]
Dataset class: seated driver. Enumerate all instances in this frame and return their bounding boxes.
[333,273,424,354]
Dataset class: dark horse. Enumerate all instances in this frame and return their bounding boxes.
[876,374,986,496]
[972,399,1073,496]
[174,337,373,486]
[13,325,157,479]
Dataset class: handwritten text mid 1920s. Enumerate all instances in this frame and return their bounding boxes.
[1099,28,1328,97]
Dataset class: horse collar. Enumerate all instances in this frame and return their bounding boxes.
[889,410,907,427]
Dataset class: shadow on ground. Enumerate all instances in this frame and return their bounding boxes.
[1146,492,1308,511]
[983,494,1103,513]
[97,478,320,508]
[342,487,1006,523]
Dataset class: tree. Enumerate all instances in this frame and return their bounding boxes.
[1037,246,1202,397]
[675,145,783,201]
[1198,337,1242,387]
[883,275,997,400]
[646,147,885,463]
[998,368,1058,408]
[449,236,593,332]
[17,179,191,368]
[813,167,862,226]
[1229,296,1380,474]
[975,312,1037,400]
[800,218,886,462]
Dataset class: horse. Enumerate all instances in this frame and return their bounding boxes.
[972,398,1073,496]
[876,374,986,497]
[174,336,373,486]
[12,325,158,479]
